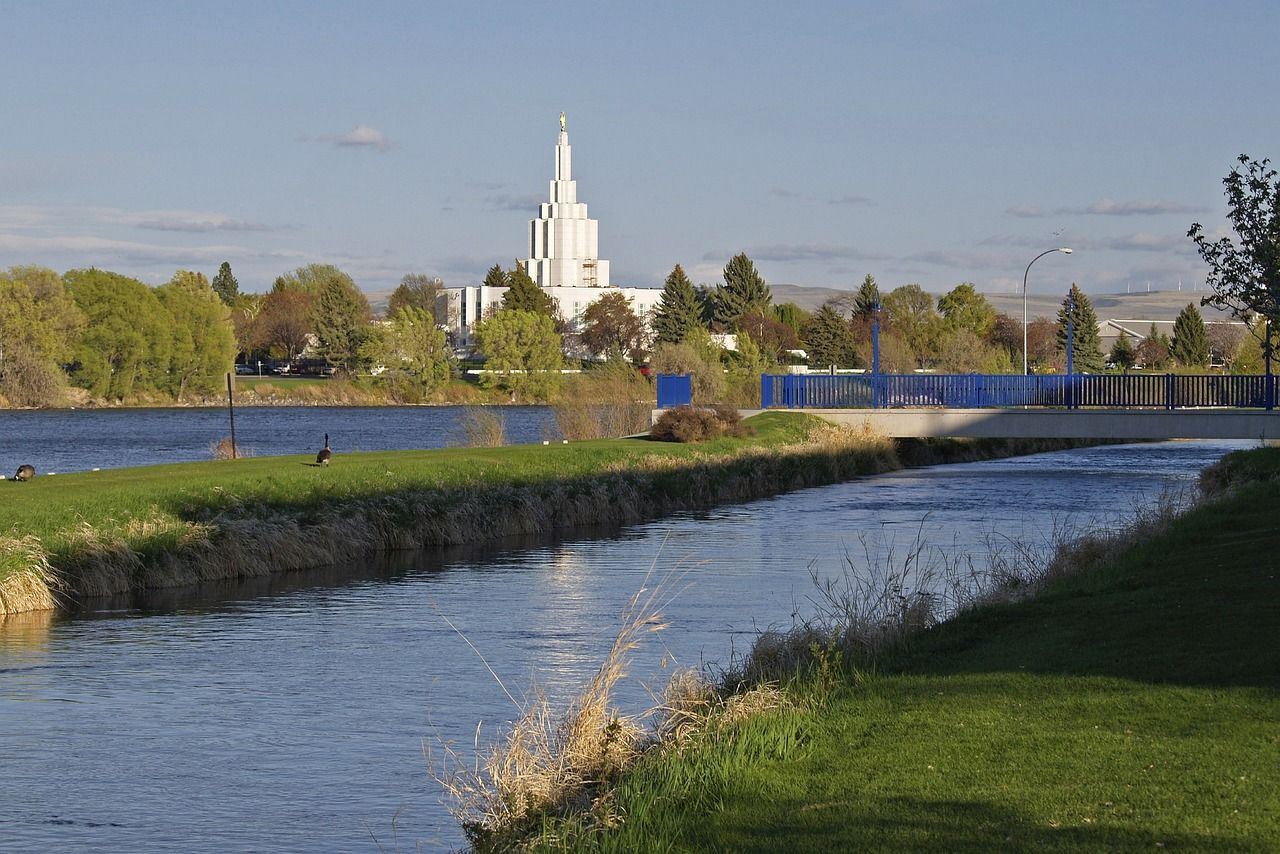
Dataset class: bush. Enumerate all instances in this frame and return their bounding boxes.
[650,405,751,443]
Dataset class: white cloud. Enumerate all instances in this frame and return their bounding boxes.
[1007,199,1204,218]
[0,232,305,265]
[322,124,392,151]
[702,243,884,263]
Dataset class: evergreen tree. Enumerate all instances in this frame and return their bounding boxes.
[211,261,239,306]
[1110,332,1137,373]
[712,253,770,327]
[308,266,372,371]
[652,264,705,344]
[501,262,555,315]
[772,302,808,335]
[1136,322,1171,370]
[1055,284,1104,372]
[852,274,880,319]
[802,304,859,368]
[483,263,508,290]
[1170,302,1211,367]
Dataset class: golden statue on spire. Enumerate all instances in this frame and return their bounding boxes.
[560,111,566,132]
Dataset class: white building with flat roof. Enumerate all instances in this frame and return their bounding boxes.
[445,115,662,347]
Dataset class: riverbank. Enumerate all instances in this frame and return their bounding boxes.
[0,415,1108,616]
[508,446,1280,851]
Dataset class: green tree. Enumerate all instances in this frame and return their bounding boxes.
[853,274,880,319]
[211,261,239,306]
[649,331,726,403]
[387,273,444,321]
[156,270,237,400]
[1136,323,1171,370]
[802,304,859,368]
[938,283,996,338]
[483,263,508,290]
[64,268,172,399]
[772,302,809,336]
[280,265,372,371]
[712,253,771,327]
[1055,284,1105,372]
[580,291,647,361]
[652,264,705,344]
[1110,332,1137,373]
[1170,302,1211,368]
[361,307,451,391]
[882,284,940,366]
[501,263,555,315]
[0,267,83,406]
[474,309,563,400]
[1189,154,1280,367]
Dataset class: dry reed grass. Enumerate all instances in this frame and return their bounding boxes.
[429,579,672,845]
[552,368,653,440]
[0,536,60,614]
[460,407,506,447]
[208,436,256,460]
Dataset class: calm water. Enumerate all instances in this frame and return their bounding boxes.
[0,439,1248,851]
[0,406,557,474]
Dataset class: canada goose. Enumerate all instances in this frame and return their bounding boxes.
[14,464,35,481]
[316,434,332,466]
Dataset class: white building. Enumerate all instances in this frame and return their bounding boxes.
[445,115,663,347]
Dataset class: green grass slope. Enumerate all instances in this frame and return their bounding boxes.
[545,450,1280,852]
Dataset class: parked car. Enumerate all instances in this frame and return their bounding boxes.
[234,364,255,375]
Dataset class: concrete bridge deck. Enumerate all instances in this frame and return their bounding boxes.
[744,408,1280,440]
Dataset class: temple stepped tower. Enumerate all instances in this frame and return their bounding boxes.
[525,113,610,289]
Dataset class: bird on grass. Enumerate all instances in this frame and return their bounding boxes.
[14,464,35,481]
[316,434,332,466]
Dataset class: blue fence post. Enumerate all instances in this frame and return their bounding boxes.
[761,374,773,408]
[656,373,693,409]
[1166,373,1175,410]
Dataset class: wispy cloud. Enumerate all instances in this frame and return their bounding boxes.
[319,124,392,151]
[1007,199,1204,218]
[904,248,1010,270]
[0,205,285,233]
[136,214,278,233]
[981,231,1194,255]
[0,232,305,265]
[484,193,543,212]
[828,194,874,206]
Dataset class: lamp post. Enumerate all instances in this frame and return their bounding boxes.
[1022,247,1073,378]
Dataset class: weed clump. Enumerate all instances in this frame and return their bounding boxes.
[650,405,752,443]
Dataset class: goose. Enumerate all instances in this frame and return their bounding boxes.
[14,464,35,481]
[316,434,332,466]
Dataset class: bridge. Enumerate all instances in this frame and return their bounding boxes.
[653,373,1280,440]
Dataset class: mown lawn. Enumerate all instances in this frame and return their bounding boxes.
[541,449,1280,852]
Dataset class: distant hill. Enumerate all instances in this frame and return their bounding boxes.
[770,283,1232,325]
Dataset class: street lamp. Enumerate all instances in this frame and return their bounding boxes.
[1022,247,1073,377]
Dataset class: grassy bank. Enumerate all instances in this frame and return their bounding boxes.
[489,447,1280,852]
[0,413,896,614]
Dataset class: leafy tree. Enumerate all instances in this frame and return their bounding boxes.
[987,313,1023,366]
[1207,322,1246,371]
[772,302,809,336]
[802,304,860,369]
[580,291,647,361]
[1170,302,1210,368]
[483,263,508,290]
[388,273,444,321]
[361,307,451,391]
[0,267,83,406]
[501,263,555,315]
[852,274,880,319]
[936,327,1009,373]
[1026,317,1060,370]
[652,264,705,344]
[474,309,563,400]
[938,283,996,338]
[156,270,237,400]
[1189,154,1280,367]
[739,307,799,362]
[211,261,239,306]
[1055,284,1104,372]
[1136,323,1171,370]
[712,253,770,327]
[256,288,314,361]
[64,268,172,399]
[1110,332,1137,373]
[882,284,940,366]
[278,265,372,371]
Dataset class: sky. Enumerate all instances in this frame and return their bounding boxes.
[1,1,1277,299]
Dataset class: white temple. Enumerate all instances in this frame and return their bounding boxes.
[525,112,610,289]
[444,115,662,348]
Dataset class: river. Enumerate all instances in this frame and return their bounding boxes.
[0,406,558,474]
[0,437,1248,851]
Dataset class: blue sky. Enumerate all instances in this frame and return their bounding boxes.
[1,1,1276,298]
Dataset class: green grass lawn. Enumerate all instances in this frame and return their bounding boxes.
[538,449,1280,852]
[0,412,823,588]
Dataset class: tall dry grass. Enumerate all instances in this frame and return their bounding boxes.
[0,536,60,614]
[460,407,506,447]
[552,366,653,440]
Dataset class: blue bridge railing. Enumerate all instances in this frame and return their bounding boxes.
[761,373,1278,410]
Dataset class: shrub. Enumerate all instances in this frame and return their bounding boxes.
[650,405,751,443]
